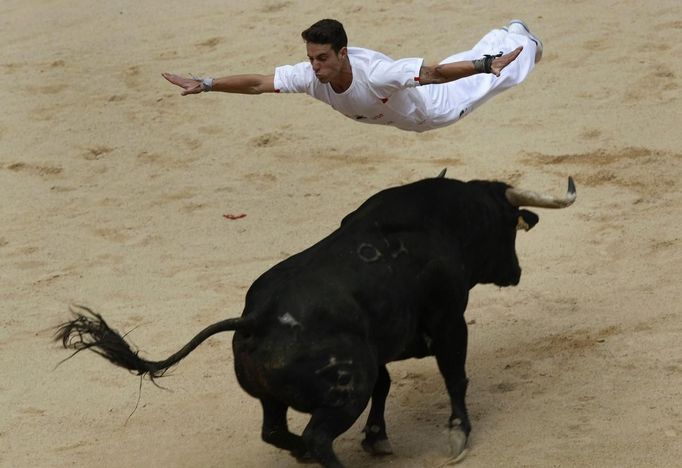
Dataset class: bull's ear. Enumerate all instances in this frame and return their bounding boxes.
[516,209,539,231]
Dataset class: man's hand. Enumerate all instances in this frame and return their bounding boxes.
[490,47,523,76]
[162,73,202,96]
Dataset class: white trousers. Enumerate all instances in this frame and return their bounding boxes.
[418,28,537,129]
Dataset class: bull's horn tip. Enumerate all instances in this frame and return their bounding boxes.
[567,177,577,205]
[437,168,447,178]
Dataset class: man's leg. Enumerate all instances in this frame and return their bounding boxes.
[422,21,541,126]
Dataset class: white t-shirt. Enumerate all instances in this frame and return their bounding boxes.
[272,30,538,132]
[274,47,432,132]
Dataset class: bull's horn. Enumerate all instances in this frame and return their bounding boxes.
[505,177,577,208]
[437,168,447,178]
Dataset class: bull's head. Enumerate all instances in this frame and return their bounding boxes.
[471,177,576,288]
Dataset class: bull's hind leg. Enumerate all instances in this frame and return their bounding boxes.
[361,365,393,455]
[302,403,368,468]
[301,355,376,467]
[260,398,310,461]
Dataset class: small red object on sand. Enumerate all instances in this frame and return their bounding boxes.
[223,213,246,220]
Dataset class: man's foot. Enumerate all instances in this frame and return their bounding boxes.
[507,19,543,63]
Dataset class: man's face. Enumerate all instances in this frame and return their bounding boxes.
[306,43,346,83]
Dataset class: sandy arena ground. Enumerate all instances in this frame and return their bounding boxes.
[2,1,681,467]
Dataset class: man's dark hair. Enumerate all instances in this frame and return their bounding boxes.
[301,19,348,53]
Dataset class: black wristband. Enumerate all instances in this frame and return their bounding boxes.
[472,51,503,74]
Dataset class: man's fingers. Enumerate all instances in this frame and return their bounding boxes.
[162,73,202,95]
[492,46,523,76]
[502,46,523,63]
[162,73,194,87]
[162,73,186,87]
[181,85,202,96]
[162,72,181,84]
[509,46,523,60]
[180,85,201,96]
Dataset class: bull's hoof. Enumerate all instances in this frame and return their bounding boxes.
[293,450,316,464]
[448,427,468,461]
[361,424,393,456]
[361,437,394,456]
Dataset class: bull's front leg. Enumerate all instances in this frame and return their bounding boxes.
[361,365,393,455]
[431,314,471,460]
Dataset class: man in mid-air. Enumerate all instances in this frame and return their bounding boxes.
[163,18,542,133]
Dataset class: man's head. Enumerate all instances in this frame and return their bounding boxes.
[301,19,347,53]
[301,19,349,84]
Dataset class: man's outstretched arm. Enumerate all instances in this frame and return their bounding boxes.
[418,46,522,85]
[162,73,276,95]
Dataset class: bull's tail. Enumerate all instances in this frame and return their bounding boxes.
[54,305,252,380]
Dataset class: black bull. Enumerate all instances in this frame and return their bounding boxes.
[55,173,576,468]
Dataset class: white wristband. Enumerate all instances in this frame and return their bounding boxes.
[200,77,214,92]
